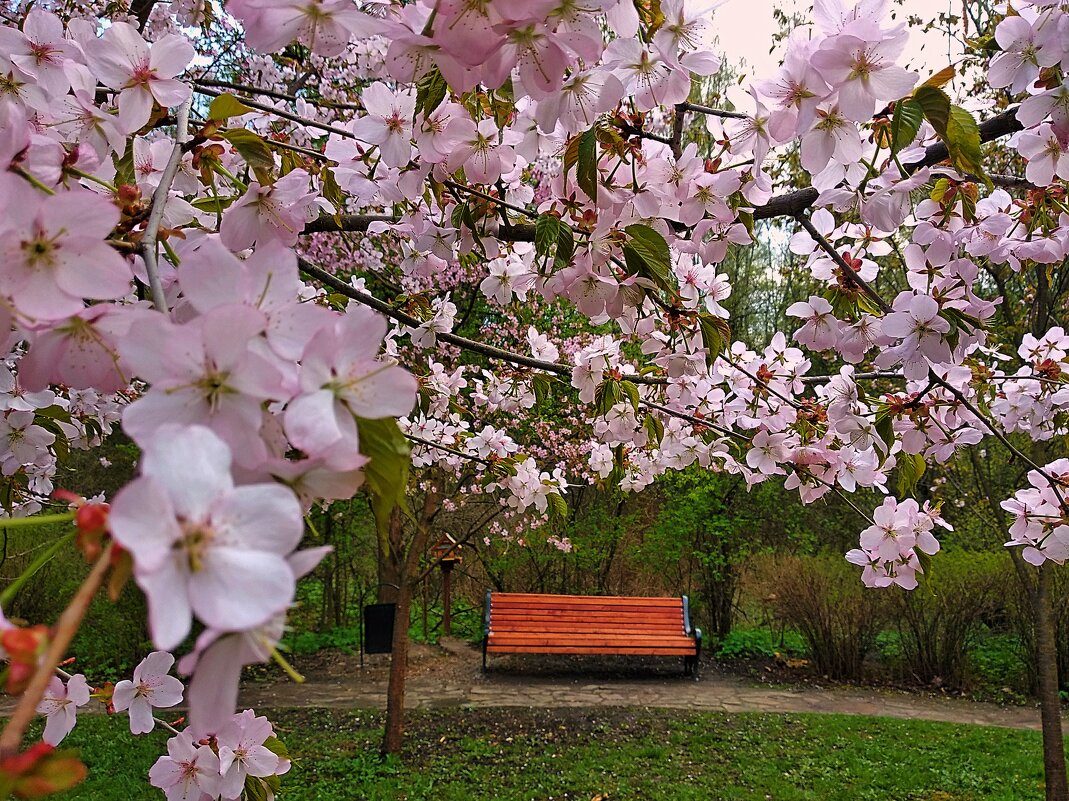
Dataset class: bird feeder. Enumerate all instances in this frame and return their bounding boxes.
[431,535,462,636]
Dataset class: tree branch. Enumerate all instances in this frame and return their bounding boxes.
[142,96,192,313]
[0,544,113,755]
[755,107,1022,222]
[297,256,666,383]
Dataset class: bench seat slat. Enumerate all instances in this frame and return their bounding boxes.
[483,591,700,667]
[487,645,696,655]
[491,593,680,604]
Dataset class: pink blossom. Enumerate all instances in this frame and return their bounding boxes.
[284,308,417,470]
[149,730,221,801]
[108,425,304,651]
[85,23,194,133]
[350,84,415,168]
[226,0,380,56]
[0,182,132,322]
[36,674,90,745]
[1017,123,1069,186]
[0,10,79,97]
[220,170,317,251]
[217,710,288,800]
[787,296,841,351]
[446,117,521,185]
[119,306,289,468]
[113,651,185,735]
[810,33,917,122]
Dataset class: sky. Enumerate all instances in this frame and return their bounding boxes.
[706,0,966,84]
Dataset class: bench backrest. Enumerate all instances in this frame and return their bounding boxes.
[486,592,690,637]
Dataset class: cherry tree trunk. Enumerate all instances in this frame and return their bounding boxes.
[1036,564,1068,801]
[381,574,412,756]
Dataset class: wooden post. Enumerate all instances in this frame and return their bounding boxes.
[442,560,454,637]
[421,574,428,642]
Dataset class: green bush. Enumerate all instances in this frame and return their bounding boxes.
[3,524,149,681]
[889,550,1006,690]
[756,555,890,680]
[714,627,807,660]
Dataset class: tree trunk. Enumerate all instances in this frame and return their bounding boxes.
[377,510,404,604]
[381,573,412,756]
[379,490,438,756]
[1036,564,1068,801]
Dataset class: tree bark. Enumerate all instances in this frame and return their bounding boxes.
[1036,563,1068,801]
[381,569,412,756]
[380,489,438,756]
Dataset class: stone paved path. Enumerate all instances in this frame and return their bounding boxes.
[235,639,1058,732]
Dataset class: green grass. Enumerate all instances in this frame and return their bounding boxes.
[42,707,1050,801]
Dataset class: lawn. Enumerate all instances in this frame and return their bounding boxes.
[43,707,1047,801]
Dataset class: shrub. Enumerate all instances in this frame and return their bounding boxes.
[1008,563,1069,693]
[889,550,1006,690]
[714,626,807,660]
[757,555,890,680]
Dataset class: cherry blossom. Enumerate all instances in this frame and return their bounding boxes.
[36,675,90,746]
[108,425,304,651]
[148,731,221,801]
[112,652,185,735]
[85,23,194,133]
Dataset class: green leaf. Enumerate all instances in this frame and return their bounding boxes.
[913,85,951,138]
[535,214,561,259]
[594,378,622,416]
[890,98,923,155]
[562,134,581,178]
[576,127,599,202]
[219,128,276,185]
[279,148,303,177]
[548,492,568,520]
[532,373,551,408]
[208,93,255,120]
[190,195,238,213]
[415,68,447,118]
[643,413,664,445]
[946,105,989,185]
[620,379,640,412]
[263,736,290,761]
[555,222,575,268]
[896,451,926,497]
[320,167,345,215]
[874,412,895,458]
[698,313,730,365]
[356,417,411,535]
[921,65,956,89]
[622,224,673,292]
[113,144,135,187]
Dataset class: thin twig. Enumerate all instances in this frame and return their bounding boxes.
[0,545,113,755]
[193,86,355,139]
[193,78,364,111]
[142,96,192,313]
[676,101,749,120]
[406,433,491,466]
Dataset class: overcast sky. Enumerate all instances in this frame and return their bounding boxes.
[707,0,966,83]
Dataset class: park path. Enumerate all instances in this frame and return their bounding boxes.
[235,638,1057,732]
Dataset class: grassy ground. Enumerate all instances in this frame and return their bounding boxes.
[41,707,1048,801]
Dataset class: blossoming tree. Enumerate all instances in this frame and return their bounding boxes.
[1,0,1068,797]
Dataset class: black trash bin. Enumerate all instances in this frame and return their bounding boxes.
[363,603,396,654]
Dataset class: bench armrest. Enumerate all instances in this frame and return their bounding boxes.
[681,595,693,636]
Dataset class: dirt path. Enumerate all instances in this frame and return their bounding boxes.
[235,638,1059,731]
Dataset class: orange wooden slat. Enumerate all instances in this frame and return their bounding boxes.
[492,621,682,631]
[491,593,680,604]
[487,645,696,655]
[489,636,694,647]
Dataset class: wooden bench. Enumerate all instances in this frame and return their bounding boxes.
[482,591,702,675]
